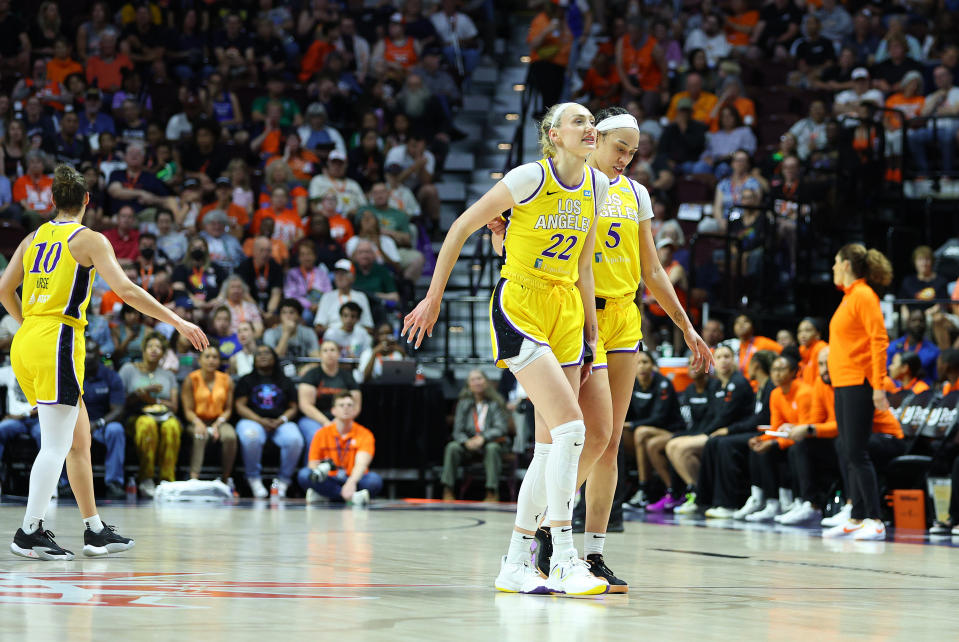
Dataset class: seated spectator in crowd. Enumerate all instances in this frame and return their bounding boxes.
[214,13,256,83]
[252,185,306,246]
[888,350,930,395]
[787,14,837,88]
[814,44,857,92]
[104,205,141,260]
[237,236,283,321]
[441,370,510,502]
[777,329,797,348]
[383,131,440,232]
[106,141,168,213]
[357,323,407,383]
[243,218,290,267]
[199,209,245,272]
[323,302,373,358]
[204,73,246,144]
[816,0,852,46]
[45,110,90,167]
[632,131,675,194]
[726,187,767,290]
[172,236,226,316]
[888,309,940,383]
[664,345,756,514]
[351,240,400,318]
[181,345,237,487]
[623,351,684,509]
[311,190,354,246]
[696,350,776,518]
[284,240,332,323]
[660,98,708,175]
[111,303,149,366]
[199,178,248,240]
[385,162,425,220]
[833,67,883,118]
[797,318,828,387]
[907,65,959,178]
[267,132,319,184]
[666,72,717,125]
[298,102,346,155]
[298,212,347,271]
[13,151,54,229]
[685,12,730,66]
[308,150,367,216]
[702,150,762,231]
[430,0,481,78]
[81,340,127,499]
[119,332,181,498]
[357,182,425,283]
[298,392,381,504]
[165,92,202,142]
[348,127,386,192]
[251,16,290,80]
[899,245,949,321]
[154,208,188,264]
[0,367,42,490]
[264,298,321,374]
[235,345,302,498]
[754,0,803,60]
[347,210,404,275]
[688,105,756,178]
[210,275,263,339]
[872,34,923,94]
[732,313,783,376]
[314,259,375,335]
[372,12,421,79]
[85,29,131,94]
[209,306,242,360]
[708,76,756,132]
[789,100,829,162]
[572,51,622,113]
[883,70,925,159]
[724,0,758,55]
[296,340,362,452]
[614,18,666,117]
[700,318,726,352]
[230,321,259,379]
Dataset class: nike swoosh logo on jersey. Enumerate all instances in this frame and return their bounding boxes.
[546,190,560,196]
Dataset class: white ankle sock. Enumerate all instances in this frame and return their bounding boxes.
[750,485,763,502]
[779,487,794,506]
[84,514,104,533]
[22,517,42,534]
[550,525,575,563]
[506,529,536,565]
[584,532,606,556]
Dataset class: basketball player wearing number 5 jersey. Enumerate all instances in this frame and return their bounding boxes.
[0,164,208,561]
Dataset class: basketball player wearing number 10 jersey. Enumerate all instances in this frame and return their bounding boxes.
[0,164,208,561]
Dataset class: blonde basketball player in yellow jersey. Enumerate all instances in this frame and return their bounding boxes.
[403,102,611,596]
[0,165,207,560]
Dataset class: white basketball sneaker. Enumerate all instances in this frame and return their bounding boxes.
[494,556,549,594]
[777,501,820,525]
[732,495,763,520]
[545,555,609,596]
[745,500,780,522]
[821,503,852,527]
[852,518,886,541]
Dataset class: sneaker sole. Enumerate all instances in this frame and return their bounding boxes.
[10,542,75,561]
[548,582,610,596]
[607,583,628,594]
[82,540,136,557]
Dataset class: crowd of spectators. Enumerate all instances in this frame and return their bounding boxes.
[0,0,496,500]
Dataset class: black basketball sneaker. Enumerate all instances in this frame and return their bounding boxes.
[533,526,552,576]
[586,553,628,594]
[11,522,75,560]
[82,524,135,557]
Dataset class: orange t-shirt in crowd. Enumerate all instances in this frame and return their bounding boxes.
[619,34,663,91]
[725,10,759,47]
[47,58,83,86]
[258,184,308,207]
[251,206,306,246]
[242,236,289,265]
[527,12,572,66]
[308,421,376,477]
[85,53,133,93]
[799,339,828,387]
[266,153,319,183]
[709,96,757,131]
[327,213,354,245]
[884,94,924,130]
[100,290,124,316]
[762,379,813,448]
[187,370,232,422]
[581,65,622,107]
[13,174,55,213]
[300,40,334,83]
[384,37,419,68]
[666,90,718,124]
[827,278,888,389]
[737,335,783,375]
[198,202,250,231]
[257,130,283,157]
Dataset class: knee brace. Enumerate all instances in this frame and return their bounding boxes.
[546,420,586,524]
[514,442,550,531]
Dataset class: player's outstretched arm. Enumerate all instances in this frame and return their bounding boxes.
[402,182,514,348]
[71,230,209,352]
[636,219,713,371]
[0,234,33,325]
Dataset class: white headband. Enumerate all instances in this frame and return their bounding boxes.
[596,113,639,133]
[550,102,580,128]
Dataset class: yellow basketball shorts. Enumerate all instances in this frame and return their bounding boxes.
[489,272,585,369]
[594,295,643,370]
[11,317,85,407]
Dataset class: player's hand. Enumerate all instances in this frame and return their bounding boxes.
[176,318,209,352]
[402,295,440,349]
[486,217,506,234]
[684,327,715,372]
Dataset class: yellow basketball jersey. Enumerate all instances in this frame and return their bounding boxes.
[503,158,600,285]
[593,176,653,299]
[21,221,95,329]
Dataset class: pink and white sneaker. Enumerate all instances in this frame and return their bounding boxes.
[646,493,680,513]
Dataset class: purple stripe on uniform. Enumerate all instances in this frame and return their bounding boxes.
[547,157,585,191]
[37,401,59,405]
[518,163,546,204]
[560,341,586,368]
[607,339,643,354]
[608,175,620,187]
[497,280,549,347]
[67,225,87,242]
[589,167,599,220]
[591,364,609,372]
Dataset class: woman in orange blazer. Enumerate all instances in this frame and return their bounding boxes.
[823,244,893,541]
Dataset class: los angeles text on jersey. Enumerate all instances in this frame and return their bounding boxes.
[533,198,591,232]
[600,191,639,222]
